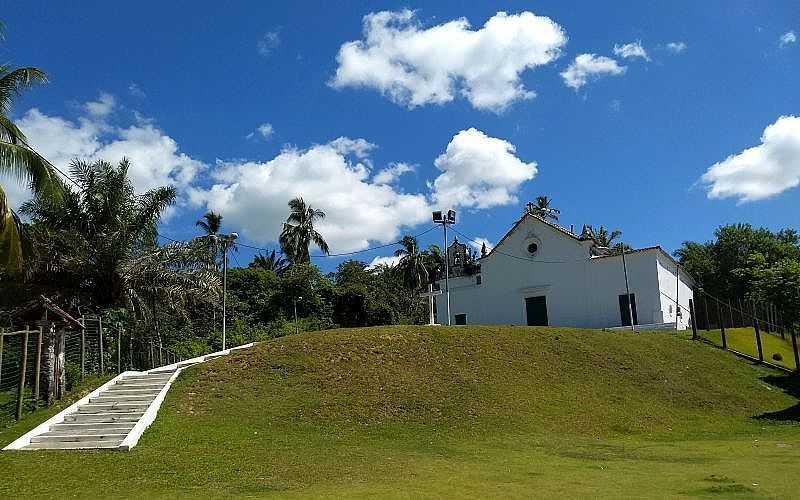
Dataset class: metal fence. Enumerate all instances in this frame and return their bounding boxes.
[0,318,185,426]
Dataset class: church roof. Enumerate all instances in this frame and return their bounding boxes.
[480,213,589,261]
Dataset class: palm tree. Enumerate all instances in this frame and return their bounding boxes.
[423,244,444,282]
[524,196,560,221]
[21,158,219,317]
[279,197,329,264]
[196,210,224,269]
[0,27,60,273]
[394,235,429,291]
[586,225,622,248]
[250,249,289,275]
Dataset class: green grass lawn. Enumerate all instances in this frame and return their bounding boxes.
[1,326,798,499]
[697,327,799,371]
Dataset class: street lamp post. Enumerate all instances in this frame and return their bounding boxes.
[294,296,302,335]
[219,232,238,350]
[432,209,456,326]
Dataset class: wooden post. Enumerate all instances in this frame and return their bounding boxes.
[689,299,698,340]
[80,318,86,380]
[34,326,42,406]
[791,329,800,373]
[703,295,711,331]
[728,301,734,329]
[149,341,154,369]
[0,330,4,389]
[16,327,29,420]
[717,300,727,350]
[754,317,764,362]
[98,316,104,373]
[117,328,122,373]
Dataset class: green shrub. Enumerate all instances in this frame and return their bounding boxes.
[64,362,81,391]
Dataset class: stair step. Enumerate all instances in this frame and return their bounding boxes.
[44,427,133,437]
[100,389,161,396]
[90,395,156,403]
[113,384,166,391]
[50,422,135,432]
[24,440,123,450]
[78,403,150,413]
[63,412,143,423]
[31,433,128,443]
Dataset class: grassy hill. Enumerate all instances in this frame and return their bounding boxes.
[1,326,799,498]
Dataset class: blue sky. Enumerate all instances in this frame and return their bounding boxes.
[3,1,799,270]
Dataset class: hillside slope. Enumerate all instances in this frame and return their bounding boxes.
[1,326,798,498]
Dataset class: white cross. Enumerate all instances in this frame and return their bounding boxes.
[420,283,443,325]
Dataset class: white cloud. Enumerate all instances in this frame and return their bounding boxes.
[701,115,800,202]
[468,237,494,254]
[128,83,146,98]
[331,10,567,112]
[613,41,650,61]
[188,138,430,253]
[665,41,687,54]
[84,92,116,118]
[431,128,537,209]
[9,95,205,208]
[257,30,281,57]
[374,162,414,184]
[560,54,626,90]
[779,31,796,48]
[246,123,274,141]
[367,255,402,269]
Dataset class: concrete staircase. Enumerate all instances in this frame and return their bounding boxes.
[22,369,178,450]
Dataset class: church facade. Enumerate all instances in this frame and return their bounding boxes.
[435,214,695,330]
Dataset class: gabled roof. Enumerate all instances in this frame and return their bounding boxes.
[481,213,589,261]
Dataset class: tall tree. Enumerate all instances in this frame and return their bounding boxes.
[524,196,560,221]
[0,27,60,273]
[250,249,289,275]
[394,235,429,291]
[21,158,219,317]
[279,197,329,264]
[196,210,224,269]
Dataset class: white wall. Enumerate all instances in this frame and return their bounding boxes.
[655,252,695,329]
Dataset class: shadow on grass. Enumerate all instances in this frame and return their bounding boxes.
[755,374,800,422]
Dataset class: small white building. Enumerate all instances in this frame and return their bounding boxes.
[435,214,695,330]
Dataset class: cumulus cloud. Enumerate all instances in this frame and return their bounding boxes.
[613,41,650,61]
[701,115,800,202]
[367,255,402,269]
[188,138,430,252]
[257,30,281,57]
[246,123,274,141]
[128,83,146,98]
[665,41,687,54]
[84,92,116,117]
[560,54,626,90]
[374,162,414,184]
[8,94,205,208]
[779,31,796,48]
[431,128,537,209]
[331,10,567,112]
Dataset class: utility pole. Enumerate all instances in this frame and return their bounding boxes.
[621,246,635,331]
[294,296,302,335]
[433,210,456,326]
[675,263,680,330]
[218,232,238,351]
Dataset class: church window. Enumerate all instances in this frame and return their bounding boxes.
[527,242,539,255]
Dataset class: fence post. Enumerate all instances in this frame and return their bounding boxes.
[34,326,43,406]
[16,327,30,420]
[149,341,154,369]
[80,318,86,380]
[98,316,104,373]
[716,300,727,350]
[689,299,698,340]
[791,329,800,373]
[117,328,122,374]
[703,295,711,331]
[753,317,764,362]
[0,330,4,389]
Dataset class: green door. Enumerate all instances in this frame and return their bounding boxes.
[525,296,548,326]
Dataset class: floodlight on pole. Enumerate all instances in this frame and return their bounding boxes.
[433,209,456,326]
[221,232,238,350]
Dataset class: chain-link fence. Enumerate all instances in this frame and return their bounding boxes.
[0,318,187,425]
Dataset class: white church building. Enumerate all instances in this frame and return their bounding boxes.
[435,214,695,330]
